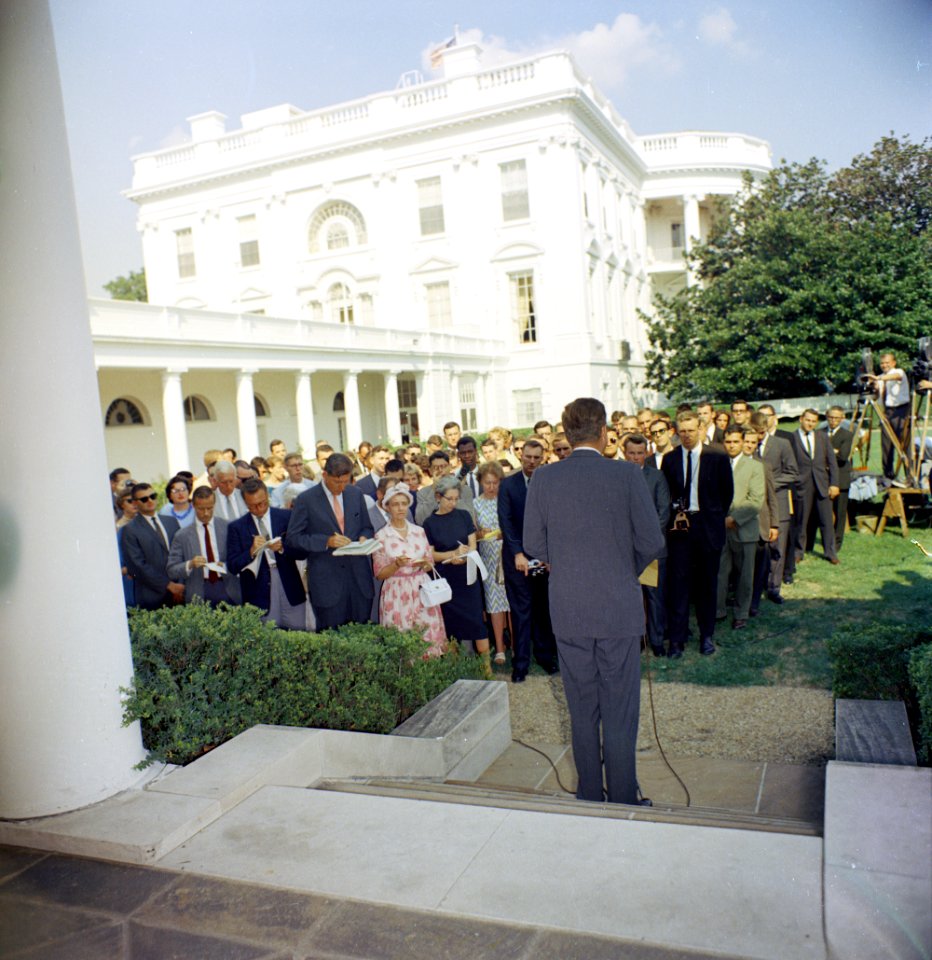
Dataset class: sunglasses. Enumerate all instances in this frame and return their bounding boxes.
[134,493,158,503]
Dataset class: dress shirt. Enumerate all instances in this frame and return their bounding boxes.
[798,429,814,459]
[190,519,220,579]
[882,368,910,407]
[147,515,171,549]
[681,447,701,511]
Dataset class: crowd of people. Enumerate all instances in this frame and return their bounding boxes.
[110,393,865,669]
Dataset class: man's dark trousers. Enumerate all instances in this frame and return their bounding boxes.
[557,634,641,804]
[666,527,720,650]
[504,569,558,676]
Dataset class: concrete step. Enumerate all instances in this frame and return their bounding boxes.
[314,777,822,836]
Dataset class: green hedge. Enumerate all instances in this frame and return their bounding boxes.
[825,622,931,701]
[122,601,483,766]
[908,644,932,764]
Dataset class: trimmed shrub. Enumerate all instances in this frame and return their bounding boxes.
[908,643,932,764]
[825,622,931,701]
[122,601,483,766]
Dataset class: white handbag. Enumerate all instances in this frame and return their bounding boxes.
[419,566,452,608]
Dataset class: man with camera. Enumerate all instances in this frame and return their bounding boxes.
[866,352,911,480]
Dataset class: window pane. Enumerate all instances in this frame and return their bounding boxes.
[425,281,452,328]
[510,271,536,344]
[513,388,542,426]
[417,177,445,235]
[176,228,195,278]
[500,160,529,221]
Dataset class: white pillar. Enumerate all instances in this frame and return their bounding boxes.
[236,369,260,460]
[414,372,429,440]
[295,370,316,456]
[475,372,490,430]
[383,370,402,446]
[0,0,146,818]
[161,369,190,476]
[449,370,461,426]
[343,370,363,450]
[684,194,702,286]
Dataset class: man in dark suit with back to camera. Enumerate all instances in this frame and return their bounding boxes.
[286,453,374,629]
[661,409,734,657]
[498,438,558,682]
[524,398,665,805]
[121,482,184,609]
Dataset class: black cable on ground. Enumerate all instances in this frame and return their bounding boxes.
[642,639,691,807]
[511,737,576,795]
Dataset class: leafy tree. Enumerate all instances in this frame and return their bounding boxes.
[644,136,931,401]
[104,268,147,302]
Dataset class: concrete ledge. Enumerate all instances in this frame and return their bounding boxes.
[824,761,932,960]
[393,679,511,781]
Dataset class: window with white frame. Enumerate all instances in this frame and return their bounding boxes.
[175,228,196,278]
[459,380,477,431]
[513,388,542,426]
[425,281,452,329]
[671,222,684,249]
[328,282,354,324]
[417,177,445,235]
[308,201,367,253]
[510,271,537,344]
[237,215,260,267]
[397,378,417,409]
[500,159,530,221]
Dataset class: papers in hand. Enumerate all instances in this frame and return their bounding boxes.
[206,561,227,574]
[333,539,381,557]
[442,548,489,585]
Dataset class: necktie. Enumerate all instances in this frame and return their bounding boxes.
[149,516,169,550]
[806,433,813,458]
[684,450,693,510]
[333,495,345,533]
[258,517,276,566]
[203,523,219,583]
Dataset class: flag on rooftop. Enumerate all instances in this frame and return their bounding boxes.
[430,36,456,69]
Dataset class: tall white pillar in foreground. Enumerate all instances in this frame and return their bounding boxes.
[235,369,260,460]
[683,194,702,286]
[161,369,191,477]
[0,0,146,818]
[295,370,316,455]
[343,371,363,451]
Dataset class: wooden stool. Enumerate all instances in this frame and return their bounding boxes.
[875,488,926,537]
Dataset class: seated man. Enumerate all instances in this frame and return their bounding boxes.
[167,486,241,605]
[227,478,306,628]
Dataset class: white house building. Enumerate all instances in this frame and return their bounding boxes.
[97,41,771,480]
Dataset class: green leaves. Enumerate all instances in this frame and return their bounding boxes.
[103,268,147,302]
[645,135,932,401]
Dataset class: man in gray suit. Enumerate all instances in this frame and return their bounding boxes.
[524,398,665,805]
[166,486,241,605]
[415,451,474,525]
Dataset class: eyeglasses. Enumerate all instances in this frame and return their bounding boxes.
[650,428,667,436]
[134,493,158,503]
[441,494,460,503]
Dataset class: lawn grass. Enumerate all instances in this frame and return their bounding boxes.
[645,525,932,689]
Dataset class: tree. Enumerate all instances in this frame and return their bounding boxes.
[103,269,147,302]
[644,136,931,401]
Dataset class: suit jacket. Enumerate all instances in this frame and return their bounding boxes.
[355,473,378,500]
[523,449,665,638]
[759,433,798,522]
[498,470,533,574]
[213,488,247,523]
[227,508,306,609]
[166,518,241,604]
[660,446,734,552]
[727,456,766,543]
[790,429,838,498]
[758,461,780,541]
[826,426,854,489]
[286,483,374,609]
[415,480,474,526]
[121,513,181,609]
[641,464,670,559]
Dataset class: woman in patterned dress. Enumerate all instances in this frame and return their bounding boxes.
[373,484,447,658]
[473,461,510,666]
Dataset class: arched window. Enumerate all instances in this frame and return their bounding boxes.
[328,282,354,324]
[333,391,345,412]
[254,394,269,418]
[183,395,212,422]
[308,201,367,253]
[105,397,146,427]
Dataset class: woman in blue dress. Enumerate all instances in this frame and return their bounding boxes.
[422,476,491,678]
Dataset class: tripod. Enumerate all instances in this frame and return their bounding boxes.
[849,391,920,487]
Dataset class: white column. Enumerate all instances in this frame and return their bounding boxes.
[0,0,146,818]
[295,370,316,456]
[383,370,402,446]
[236,369,260,460]
[161,369,191,476]
[684,194,702,286]
[414,371,429,439]
[449,370,461,426]
[475,372,490,430]
[343,370,363,450]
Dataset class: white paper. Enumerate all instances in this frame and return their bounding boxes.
[333,538,381,557]
[206,561,226,574]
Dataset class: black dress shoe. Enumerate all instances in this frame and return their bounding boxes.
[668,646,684,659]
[511,672,527,683]
[732,619,747,630]
[749,608,760,618]
[767,591,785,605]
[650,644,666,658]
[783,575,794,585]
[699,637,716,655]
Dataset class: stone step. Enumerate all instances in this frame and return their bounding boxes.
[314,777,822,836]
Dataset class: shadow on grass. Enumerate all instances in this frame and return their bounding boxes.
[644,530,932,689]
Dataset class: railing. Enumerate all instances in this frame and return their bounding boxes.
[476,62,535,89]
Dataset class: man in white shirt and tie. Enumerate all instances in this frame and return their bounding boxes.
[866,352,911,480]
[211,460,247,522]
[456,436,482,499]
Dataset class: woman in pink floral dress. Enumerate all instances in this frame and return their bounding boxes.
[373,484,447,657]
